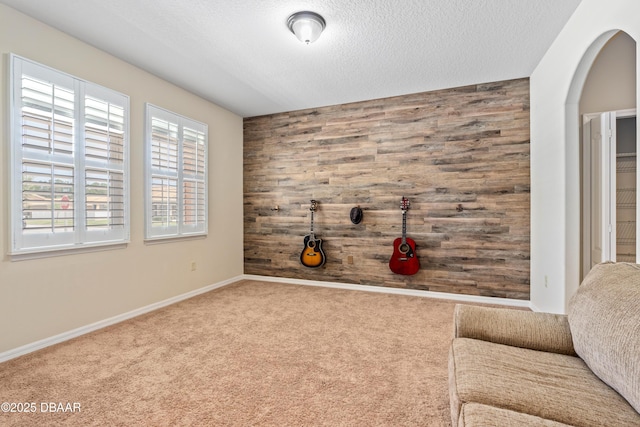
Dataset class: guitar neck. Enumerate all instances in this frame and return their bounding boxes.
[308,200,317,237]
[401,210,407,244]
[309,211,315,235]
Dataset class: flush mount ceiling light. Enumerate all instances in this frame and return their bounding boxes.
[287,11,326,44]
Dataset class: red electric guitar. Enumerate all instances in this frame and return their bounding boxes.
[389,197,420,275]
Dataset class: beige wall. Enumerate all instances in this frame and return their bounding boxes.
[0,5,244,353]
[580,31,636,114]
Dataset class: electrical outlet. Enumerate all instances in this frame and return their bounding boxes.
[191,261,197,271]
[347,256,354,265]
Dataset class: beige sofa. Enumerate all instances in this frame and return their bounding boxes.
[448,262,640,426]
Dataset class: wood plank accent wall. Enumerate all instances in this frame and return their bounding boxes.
[243,78,530,300]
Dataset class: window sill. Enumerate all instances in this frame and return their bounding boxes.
[9,242,129,262]
[144,234,207,245]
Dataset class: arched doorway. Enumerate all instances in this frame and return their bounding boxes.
[530,2,640,315]
[578,31,637,279]
[562,29,637,300]
[567,31,640,282]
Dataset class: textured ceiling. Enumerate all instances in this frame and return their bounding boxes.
[1,0,582,117]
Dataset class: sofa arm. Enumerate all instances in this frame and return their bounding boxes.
[453,304,576,356]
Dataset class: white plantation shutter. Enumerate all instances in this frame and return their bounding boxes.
[9,55,129,255]
[148,112,179,235]
[21,162,74,235]
[145,104,208,240]
[182,126,206,230]
[16,66,77,250]
[83,89,127,243]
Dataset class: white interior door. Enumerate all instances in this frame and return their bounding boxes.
[589,112,616,266]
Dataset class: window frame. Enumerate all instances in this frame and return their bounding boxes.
[8,54,130,258]
[144,103,208,242]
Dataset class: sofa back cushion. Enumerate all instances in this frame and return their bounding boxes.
[568,262,640,413]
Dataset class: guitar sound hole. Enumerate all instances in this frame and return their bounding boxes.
[308,240,316,249]
[399,243,410,254]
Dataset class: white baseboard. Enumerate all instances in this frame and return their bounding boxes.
[241,274,532,309]
[528,300,547,313]
[0,275,243,363]
[1,274,533,363]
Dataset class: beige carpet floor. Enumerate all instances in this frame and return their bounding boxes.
[0,280,459,426]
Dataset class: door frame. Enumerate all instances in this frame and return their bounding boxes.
[582,108,636,279]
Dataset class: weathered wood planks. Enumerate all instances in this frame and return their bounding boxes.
[244,78,530,300]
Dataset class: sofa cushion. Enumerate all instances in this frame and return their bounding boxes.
[453,304,575,355]
[568,261,640,413]
[459,402,573,427]
[449,338,640,427]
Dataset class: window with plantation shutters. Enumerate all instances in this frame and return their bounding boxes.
[9,55,129,256]
[144,104,207,240]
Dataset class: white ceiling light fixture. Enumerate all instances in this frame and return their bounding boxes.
[287,11,326,44]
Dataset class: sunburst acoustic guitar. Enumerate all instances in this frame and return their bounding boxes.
[300,200,326,268]
[389,196,420,275]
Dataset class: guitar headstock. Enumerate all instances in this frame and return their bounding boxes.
[400,197,410,212]
[309,200,318,212]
